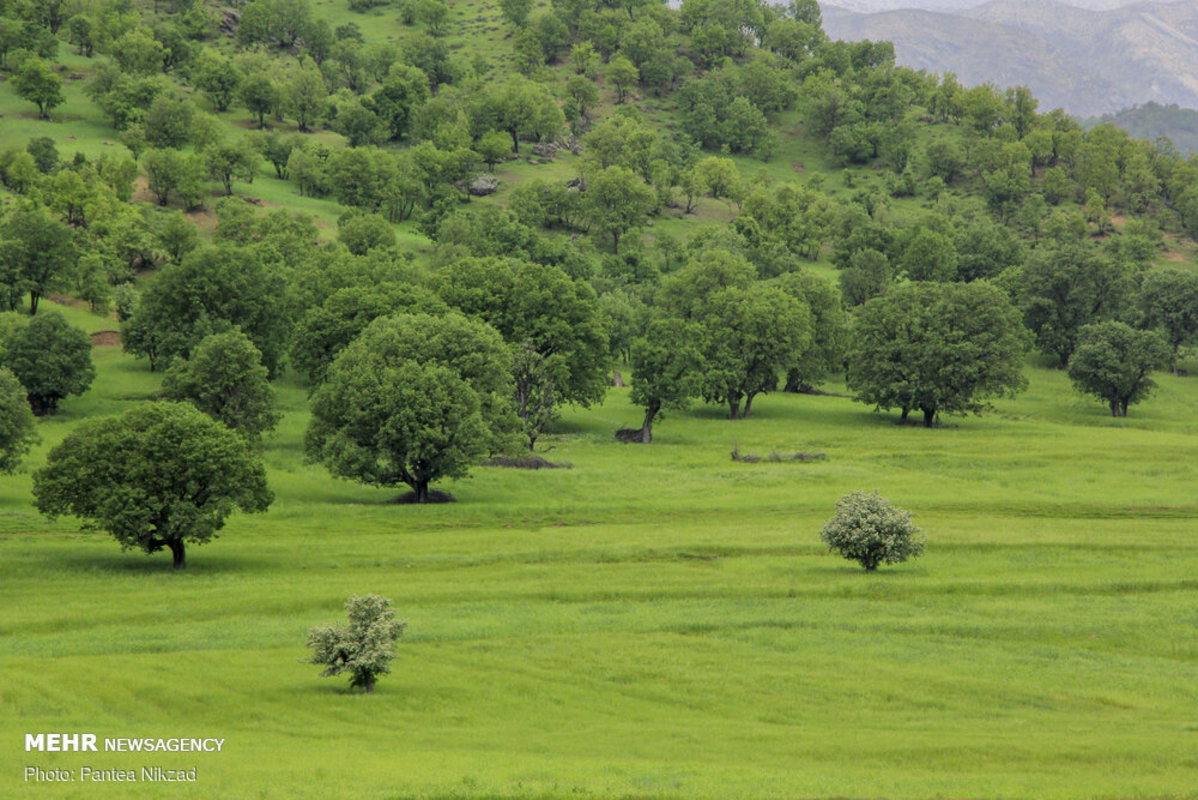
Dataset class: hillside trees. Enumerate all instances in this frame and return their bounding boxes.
[33,402,273,569]
[847,282,1029,427]
[432,257,609,445]
[1018,242,1131,368]
[161,329,281,439]
[1137,269,1198,372]
[291,284,447,385]
[0,205,78,314]
[12,57,63,119]
[122,245,290,374]
[582,166,655,253]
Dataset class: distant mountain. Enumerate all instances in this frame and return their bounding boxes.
[823,0,1160,10]
[1085,102,1198,153]
[821,0,1198,118]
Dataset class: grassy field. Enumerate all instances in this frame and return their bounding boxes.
[2,301,1198,799]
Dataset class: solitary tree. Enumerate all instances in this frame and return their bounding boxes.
[307,357,488,503]
[848,282,1029,427]
[161,329,280,439]
[305,313,513,502]
[12,57,64,120]
[33,401,273,569]
[307,594,406,694]
[1,311,95,416]
[821,491,924,572]
[0,367,38,473]
[1067,321,1169,417]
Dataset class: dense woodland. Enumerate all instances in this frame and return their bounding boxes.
[4,0,1198,533]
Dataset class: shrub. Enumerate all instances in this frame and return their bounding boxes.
[306,594,407,693]
[820,490,924,572]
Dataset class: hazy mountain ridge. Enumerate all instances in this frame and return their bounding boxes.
[822,0,1171,11]
[822,0,1198,117]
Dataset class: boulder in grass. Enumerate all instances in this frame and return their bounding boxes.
[468,175,500,196]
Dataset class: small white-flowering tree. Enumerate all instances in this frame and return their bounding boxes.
[820,491,924,572]
[306,594,407,693]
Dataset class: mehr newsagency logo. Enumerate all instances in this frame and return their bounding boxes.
[23,732,226,785]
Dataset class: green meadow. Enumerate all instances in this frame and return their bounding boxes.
[2,305,1197,799]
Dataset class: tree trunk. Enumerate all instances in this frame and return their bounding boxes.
[640,405,657,444]
[413,480,430,503]
[742,392,756,418]
[611,230,620,253]
[1119,400,1129,417]
[922,406,936,428]
[728,399,740,419]
[509,128,520,154]
[168,540,186,570]
[1109,399,1119,417]
[364,676,374,693]
[900,407,909,422]
[29,292,40,315]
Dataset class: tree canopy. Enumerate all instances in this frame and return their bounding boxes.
[848,281,1029,427]
[33,401,273,569]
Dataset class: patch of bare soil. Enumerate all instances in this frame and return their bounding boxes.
[90,330,121,347]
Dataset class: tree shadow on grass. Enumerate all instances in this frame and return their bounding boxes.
[42,546,275,575]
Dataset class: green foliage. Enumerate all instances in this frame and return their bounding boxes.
[370,66,429,142]
[338,212,396,256]
[698,283,810,419]
[1067,321,1169,417]
[0,311,95,416]
[194,51,243,113]
[848,282,1029,427]
[499,0,533,27]
[1018,242,1131,368]
[290,284,447,385]
[0,366,37,472]
[820,490,924,572]
[0,205,78,314]
[26,136,57,173]
[606,53,638,104]
[161,329,280,439]
[583,166,655,253]
[307,594,406,694]
[284,59,329,133]
[432,258,609,412]
[305,318,496,502]
[12,56,63,120]
[33,401,272,569]
[1137,268,1198,370]
[122,245,290,375]
[627,315,702,442]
